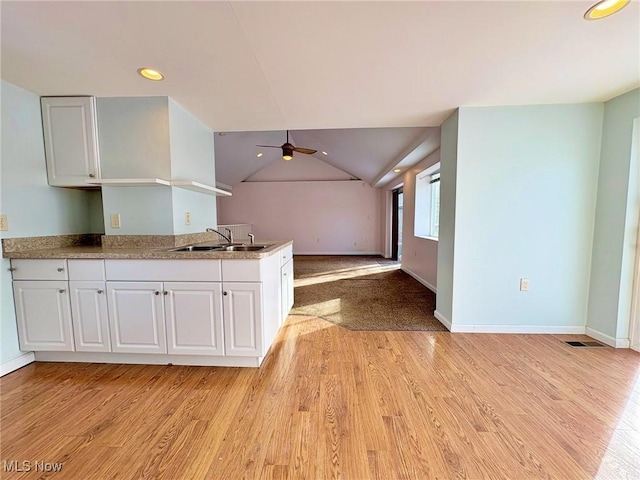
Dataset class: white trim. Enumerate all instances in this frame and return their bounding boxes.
[34,351,264,367]
[434,310,451,331]
[450,324,586,334]
[585,327,630,348]
[294,251,383,256]
[1,352,35,376]
[401,267,437,293]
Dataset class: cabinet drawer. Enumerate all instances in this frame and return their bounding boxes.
[105,260,221,281]
[280,245,293,267]
[222,260,261,282]
[68,259,105,281]
[11,259,68,280]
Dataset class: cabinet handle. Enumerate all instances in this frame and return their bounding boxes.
[155,291,160,296]
[8,267,16,272]
[57,267,64,272]
[223,291,228,296]
[97,289,104,294]
[89,173,96,178]
[163,291,168,295]
[59,289,66,294]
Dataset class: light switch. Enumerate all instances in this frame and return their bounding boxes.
[520,278,530,291]
[185,212,191,225]
[110,213,121,229]
[0,214,7,231]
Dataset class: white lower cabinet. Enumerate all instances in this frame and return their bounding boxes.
[106,282,167,354]
[13,280,74,351]
[165,282,224,356]
[281,260,294,323]
[69,281,110,352]
[223,282,262,356]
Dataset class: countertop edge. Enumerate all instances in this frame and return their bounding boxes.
[3,240,293,260]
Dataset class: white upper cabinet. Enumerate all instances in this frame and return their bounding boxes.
[41,96,100,187]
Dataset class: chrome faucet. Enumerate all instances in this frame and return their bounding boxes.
[248,233,255,245]
[206,227,233,243]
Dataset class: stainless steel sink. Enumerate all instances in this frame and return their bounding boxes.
[167,243,272,252]
[221,245,269,252]
[168,245,226,252]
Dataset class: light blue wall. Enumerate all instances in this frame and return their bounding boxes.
[435,110,458,325]
[587,88,640,341]
[450,104,603,330]
[97,97,171,179]
[172,187,218,235]
[0,80,94,366]
[168,99,216,185]
[102,186,174,235]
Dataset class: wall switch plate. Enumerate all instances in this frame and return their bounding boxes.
[0,214,8,231]
[110,213,121,229]
[185,212,191,225]
[520,278,530,291]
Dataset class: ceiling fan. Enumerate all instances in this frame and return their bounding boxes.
[257,130,317,161]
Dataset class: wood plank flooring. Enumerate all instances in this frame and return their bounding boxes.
[1,317,639,479]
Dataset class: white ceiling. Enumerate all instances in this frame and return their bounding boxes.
[2,1,638,187]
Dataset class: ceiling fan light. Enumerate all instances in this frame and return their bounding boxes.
[584,0,630,19]
[282,146,294,161]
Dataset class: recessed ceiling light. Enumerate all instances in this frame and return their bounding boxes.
[321,151,328,156]
[137,67,164,81]
[394,168,402,173]
[256,152,263,158]
[584,0,630,20]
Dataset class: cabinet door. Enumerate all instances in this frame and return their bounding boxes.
[282,260,294,322]
[106,282,166,354]
[69,281,110,352]
[41,96,100,187]
[164,282,224,356]
[13,281,74,351]
[223,283,262,357]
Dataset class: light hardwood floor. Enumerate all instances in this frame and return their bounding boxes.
[1,316,639,479]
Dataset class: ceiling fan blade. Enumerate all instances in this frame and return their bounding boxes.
[256,145,281,148]
[293,147,317,155]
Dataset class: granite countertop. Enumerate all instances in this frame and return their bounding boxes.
[3,237,293,260]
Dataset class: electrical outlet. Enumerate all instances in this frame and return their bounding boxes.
[0,214,8,231]
[185,212,191,225]
[110,213,121,229]
[520,278,530,291]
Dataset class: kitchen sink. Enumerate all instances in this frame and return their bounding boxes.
[168,245,226,252]
[221,245,269,252]
[167,243,272,252]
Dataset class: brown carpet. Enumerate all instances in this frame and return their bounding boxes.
[291,255,447,331]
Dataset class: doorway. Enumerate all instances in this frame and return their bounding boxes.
[391,187,403,261]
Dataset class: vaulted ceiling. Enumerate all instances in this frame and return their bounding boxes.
[2,1,638,187]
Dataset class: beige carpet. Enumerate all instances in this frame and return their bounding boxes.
[291,255,447,331]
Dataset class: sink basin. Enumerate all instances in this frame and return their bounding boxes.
[222,245,269,252]
[168,245,226,252]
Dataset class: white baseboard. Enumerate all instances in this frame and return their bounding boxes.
[449,324,586,334]
[401,268,437,293]
[434,310,452,331]
[294,251,383,256]
[34,351,264,367]
[1,352,35,377]
[585,327,630,348]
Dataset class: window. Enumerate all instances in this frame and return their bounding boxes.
[414,163,440,240]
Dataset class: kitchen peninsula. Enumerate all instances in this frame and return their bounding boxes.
[3,235,294,368]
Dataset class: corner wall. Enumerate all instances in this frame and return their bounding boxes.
[587,88,640,346]
[449,104,603,332]
[1,80,95,373]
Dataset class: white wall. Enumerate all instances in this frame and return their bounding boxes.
[217,180,383,254]
[397,149,440,292]
[446,104,603,332]
[0,80,95,371]
[587,88,640,346]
